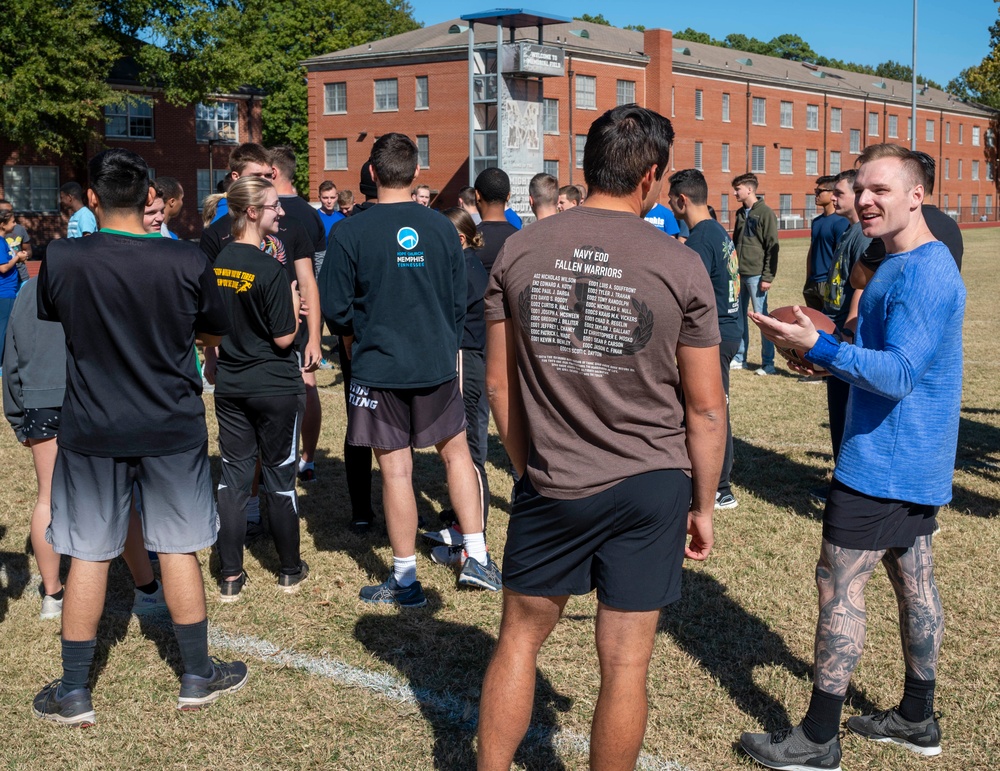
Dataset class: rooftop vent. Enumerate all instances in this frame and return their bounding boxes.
[448,24,468,34]
[736,57,753,66]
[569,29,590,39]
[810,70,827,79]
[674,46,691,55]
[872,80,887,89]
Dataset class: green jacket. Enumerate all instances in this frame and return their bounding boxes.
[732,199,779,283]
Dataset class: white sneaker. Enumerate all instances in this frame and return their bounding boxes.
[423,525,463,546]
[430,544,467,567]
[755,366,776,376]
[132,582,167,615]
[729,359,746,370]
[40,594,63,620]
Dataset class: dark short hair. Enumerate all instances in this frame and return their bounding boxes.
[319,180,337,194]
[529,173,558,208]
[60,181,84,201]
[458,186,477,207]
[474,167,511,204]
[835,169,858,186]
[857,143,928,191]
[583,105,674,196]
[156,176,183,200]
[911,150,936,195]
[229,143,271,174]
[359,159,377,198]
[149,180,165,200]
[558,185,582,204]
[268,145,296,180]
[815,175,838,190]
[732,173,759,190]
[88,148,150,214]
[668,169,708,205]
[371,133,418,188]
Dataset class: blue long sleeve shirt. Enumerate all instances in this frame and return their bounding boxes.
[805,241,965,505]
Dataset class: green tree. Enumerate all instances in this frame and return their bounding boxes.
[573,13,612,26]
[722,33,771,56]
[674,28,720,46]
[768,34,818,63]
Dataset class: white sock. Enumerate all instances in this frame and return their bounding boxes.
[298,459,314,472]
[463,532,487,565]
[393,555,417,587]
[244,495,260,524]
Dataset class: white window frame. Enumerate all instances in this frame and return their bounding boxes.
[829,151,842,175]
[830,107,842,133]
[694,89,703,119]
[104,100,154,140]
[195,101,239,143]
[694,141,703,170]
[752,97,766,126]
[415,76,429,110]
[780,101,793,128]
[779,147,792,175]
[721,93,730,122]
[888,115,898,138]
[721,143,730,172]
[868,111,879,137]
[576,75,597,110]
[617,80,635,107]
[324,82,347,114]
[806,104,819,131]
[324,139,348,171]
[543,98,559,134]
[575,134,586,168]
[416,135,429,168]
[751,145,766,173]
[2,165,59,212]
[805,149,818,176]
[850,129,861,154]
[374,78,399,112]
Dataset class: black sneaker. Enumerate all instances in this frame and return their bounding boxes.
[359,575,427,608]
[176,658,249,710]
[278,561,309,593]
[297,466,316,483]
[32,681,96,727]
[219,573,246,603]
[847,708,942,756]
[740,724,842,770]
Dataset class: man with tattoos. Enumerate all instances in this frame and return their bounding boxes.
[741,143,964,769]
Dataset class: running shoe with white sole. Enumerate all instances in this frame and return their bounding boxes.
[359,575,427,608]
[40,594,63,621]
[740,725,842,770]
[33,681,96,728]
[423,525,463,546]
[431,544,467,567]
[846,708,942,756]
[132,582,167,616]
[176,658,249,710]
[458,554,502,592]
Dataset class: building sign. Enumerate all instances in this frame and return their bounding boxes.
[501,78,543,222]
[502,43,565,78]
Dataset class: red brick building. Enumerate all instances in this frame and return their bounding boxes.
[0,61,263,249]
[304,18,996,227]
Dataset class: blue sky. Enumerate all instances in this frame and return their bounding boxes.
[408,0,996,86]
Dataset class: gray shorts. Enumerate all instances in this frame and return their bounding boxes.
[48,442,218,560]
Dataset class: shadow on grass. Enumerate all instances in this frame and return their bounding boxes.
[952,415,1000,518]
[732,437,830,519]
[0,525,30,623]
[658,570,877,731]
[354,598,571,770]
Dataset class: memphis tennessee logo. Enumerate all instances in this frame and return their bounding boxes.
[215,267,255,293]
[396,226,425,268]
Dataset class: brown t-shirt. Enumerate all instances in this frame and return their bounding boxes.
[484,206,721,499]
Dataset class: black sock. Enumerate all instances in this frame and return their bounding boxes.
[46,588,65,601]
[135,579,158,595]
[60,638,97,693]
[173,619,213,678]
[899,673,935,722]
[801,687,845,744]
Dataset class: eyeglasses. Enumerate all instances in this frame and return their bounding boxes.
[258,202,283,213]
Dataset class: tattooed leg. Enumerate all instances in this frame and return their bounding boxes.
[882,535,944,681]
[813,540,885,696]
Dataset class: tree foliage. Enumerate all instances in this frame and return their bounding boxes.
[573,14,612,26]
[952,10,1000,109]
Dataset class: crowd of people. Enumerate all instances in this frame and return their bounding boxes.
[1,103,967,771]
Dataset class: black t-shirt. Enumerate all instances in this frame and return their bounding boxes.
[213,243,304,397]
[476,220,518,272]
[279,194,327,261]
[860,206,961,273]
[38,231,230,457]
[463,247,489,351]
[684,219,742,341]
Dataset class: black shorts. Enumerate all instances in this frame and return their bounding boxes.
[23,407,61,440]
[823,477,938,550]
[346,378,466,450]
[503,469,692,611]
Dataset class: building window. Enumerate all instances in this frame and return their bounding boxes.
[973,125,981,146]
[973,160,980,180]
[196,169,228,211]
[415,76,429,110]
[752,97,766,125]
[324,82,347,114]
[575,134,586,168]
[544,159,559,178]
[324,139,348,171]
[195,101,238,143]
[719,194,730,224]
[830,107,842,133]
[957,194,962,212]
[617,80,635,106]
[958,159,963,179]
[721,143,730,172]
[850,129,861,154]
[694,142,703,170]
[987,194,993,216]
[868,111,879,137]
[779,147,792,174]
[806,104,819,131]
[959,123,964,143]
[805,149,818,176]
[943,194,949,210]
[375,78,398,111]
[925,119,935,142]
[945,159,950,179]
[829,151,841,175]
[104,100,153,139]
[989,164,995,182]
[972,194,979,217]
[416,135,429,168]
[780,101,793,128]
[907,117,912,140]
[751,145,765,173]
[694,89,703,119]
[2,165,59,212]
[946,122,951,143]
[576,75,596,110]
[543,99,559,134]
[779,194,792,217]
[888,115,898,138]
[722,93,730,122]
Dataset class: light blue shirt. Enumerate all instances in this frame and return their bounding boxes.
[67,207,97,239]
[806,241,965,504]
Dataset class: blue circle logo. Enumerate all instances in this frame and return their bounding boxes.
[397,227,419,250]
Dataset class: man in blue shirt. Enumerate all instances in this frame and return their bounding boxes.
[742,143,964,770]
[60,182,97,238]
[803,176,849,310]
[644,201,689,241]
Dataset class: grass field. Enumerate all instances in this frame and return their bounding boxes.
[0,230,997,770]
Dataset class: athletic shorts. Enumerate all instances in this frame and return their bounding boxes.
[346,378,466,450]
[503,469,692,611]
[823,477,938,551]
[48,442,217,560]
[23,407,61,440]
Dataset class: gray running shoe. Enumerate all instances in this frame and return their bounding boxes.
[715,492,739,510]
[177,658,249,710]
[847,708,942,756]
[40,594,63,621]
[33,681,96,728]
[132,582,167,616]
[458,554,502,592]
[359,575,427,608]
[740,724,842,770]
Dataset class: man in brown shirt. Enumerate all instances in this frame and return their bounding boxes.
[477,105,727,769]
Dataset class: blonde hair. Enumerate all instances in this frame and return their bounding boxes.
[443,207,484,249]
[227,176,275,239]
[201,194,226,227]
